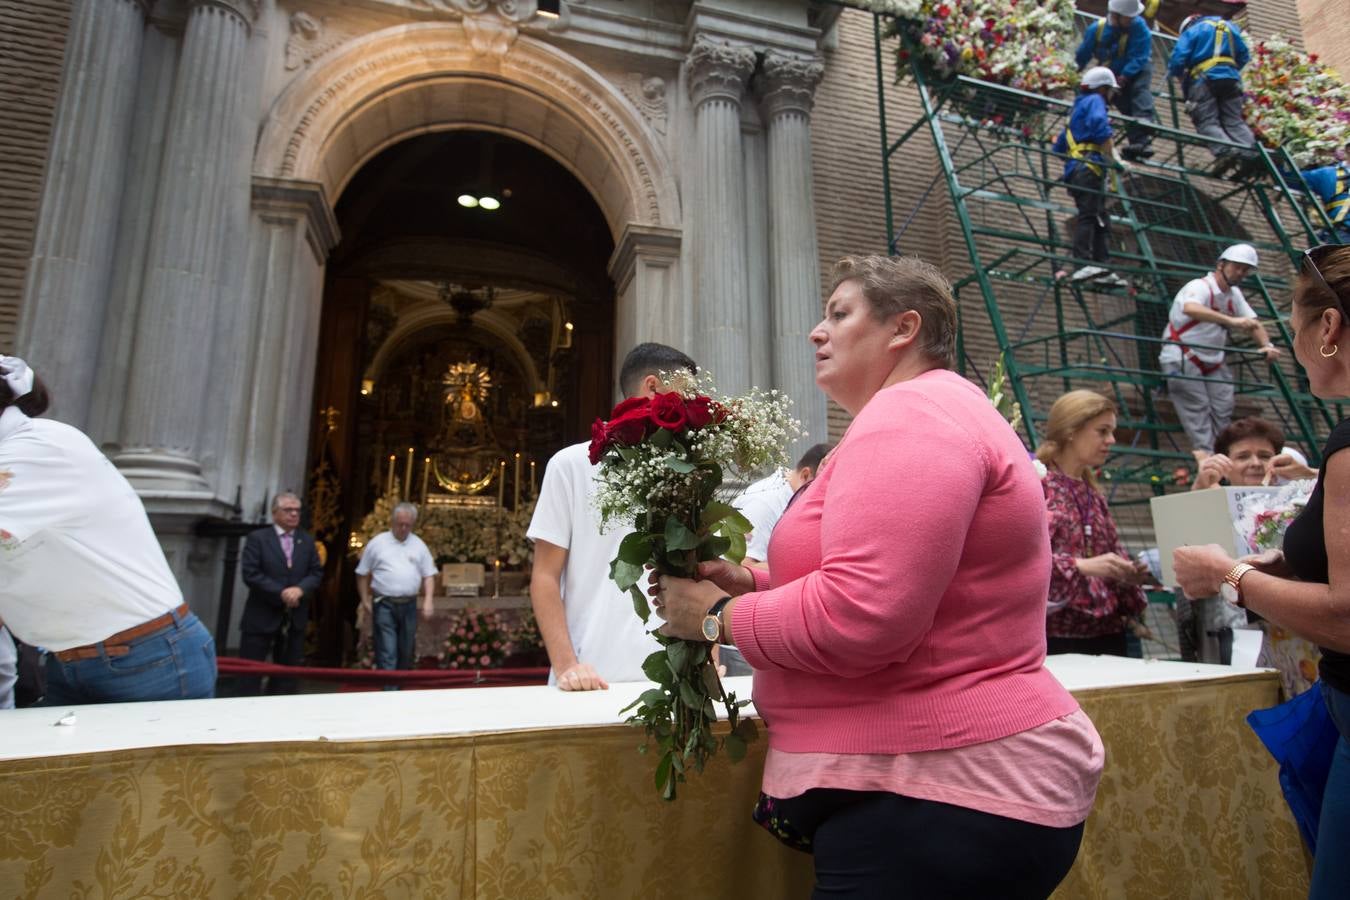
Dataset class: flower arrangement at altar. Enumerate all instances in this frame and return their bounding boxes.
[438,607,514,669]
[591,373,801,800]
[859,0,1079,130]
[355,496,535,568]
[1245,36,1350,168]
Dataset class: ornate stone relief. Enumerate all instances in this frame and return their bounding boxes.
[617,74,667,135]
[760,49,825,118]
[685,35,756,108]
[284,12,353,71]
[410,0,554,57]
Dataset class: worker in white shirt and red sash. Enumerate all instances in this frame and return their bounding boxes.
[1158,243,1281,460]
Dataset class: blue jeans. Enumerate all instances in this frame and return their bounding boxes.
[1312,683,1350,898]
[43,611,216,706]
[373,599,418,690]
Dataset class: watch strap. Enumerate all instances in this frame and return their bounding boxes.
[705,595,733,643]
[1223,562,1255,607]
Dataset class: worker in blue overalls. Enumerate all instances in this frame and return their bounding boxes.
[1075,0,1156,161]
[1300,161,1350,244]
[1168,13,1255,172]
[1053,67,1128,286]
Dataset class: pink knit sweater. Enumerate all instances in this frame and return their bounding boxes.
[733,369,1079,753]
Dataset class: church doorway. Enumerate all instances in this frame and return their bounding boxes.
[305,130,615,664]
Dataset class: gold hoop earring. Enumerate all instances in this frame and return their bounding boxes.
[1321,344,1339,358]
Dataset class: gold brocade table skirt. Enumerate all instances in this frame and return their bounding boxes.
[0,672,1308,898]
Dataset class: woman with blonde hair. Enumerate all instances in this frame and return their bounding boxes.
[1036,390,1150,656]
[1176,244,1350,896]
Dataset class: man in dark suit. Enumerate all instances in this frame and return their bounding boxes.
[238,492,323,695]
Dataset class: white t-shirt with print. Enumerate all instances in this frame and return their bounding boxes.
[356,531,438,598]
[1158,274,1256,368]
[526,441,659,685]
[737,470,795,562]
[0,408,184,650]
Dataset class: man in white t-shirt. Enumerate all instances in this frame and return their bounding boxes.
[738,442,832,567]
[356,502,438,684]
[1158,243,1280,459]
[527,343,697,691]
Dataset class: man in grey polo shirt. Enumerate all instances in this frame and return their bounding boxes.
[356,502,438,687]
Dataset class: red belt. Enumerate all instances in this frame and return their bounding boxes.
[53,603,191,662]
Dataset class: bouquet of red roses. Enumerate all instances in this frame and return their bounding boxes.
[590,372,800,800]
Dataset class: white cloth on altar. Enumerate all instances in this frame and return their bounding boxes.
[527,441,660,685]
[356,531,437,598]
[736,470,794,562]
[0,407,183,650]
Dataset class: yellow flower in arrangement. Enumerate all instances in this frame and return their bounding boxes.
[356,497,535,568]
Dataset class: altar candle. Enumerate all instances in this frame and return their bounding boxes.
[497,460,506,506]
[420,456,431,503]
[513,453,522,510]
[530,459,537,498]
[404,448,414,500]
[386,455,395,496]
[493,558,502,599]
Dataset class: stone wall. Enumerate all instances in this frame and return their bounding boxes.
[0,0,71,350]
[1295,0,1350,77]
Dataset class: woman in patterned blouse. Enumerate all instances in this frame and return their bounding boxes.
[1035,391,1150,656]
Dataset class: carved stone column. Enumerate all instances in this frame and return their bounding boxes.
[762,50,828,454]
[17,0,153,429]
[685,35,756,394]
[115,0,258,492]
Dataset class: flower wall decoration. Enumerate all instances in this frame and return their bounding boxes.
[1244,36,1350,168]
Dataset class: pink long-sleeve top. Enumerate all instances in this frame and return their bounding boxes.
[733,369,1082,754]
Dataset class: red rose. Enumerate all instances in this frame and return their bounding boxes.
[608,410,652,446]
[650,392,689,431]
[588,417,608,464]
[685,395,715,428]
[609,396,650,419]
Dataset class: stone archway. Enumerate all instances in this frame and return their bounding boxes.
[254,22,681,239]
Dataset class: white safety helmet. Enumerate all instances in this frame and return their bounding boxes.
[1108,0,1145,16]
[1081,67,1119,90]
[1219,243,1260,268]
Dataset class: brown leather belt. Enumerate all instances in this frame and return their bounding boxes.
[53,603,191,662]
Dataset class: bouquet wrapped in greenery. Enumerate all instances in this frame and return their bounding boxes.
[1245,36,1350,168]
[590,373,801,799]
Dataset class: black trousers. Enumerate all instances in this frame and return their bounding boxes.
[1066,164,1109,265]
[774,789,1084,899]
[1047,632,1129,657]
[237,614,306,696]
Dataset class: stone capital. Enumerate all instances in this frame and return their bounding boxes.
[608,224,682,295]
[251,177,341,263]
[189,0,260,25]
[685,35,756,108]
[760,50,824,118]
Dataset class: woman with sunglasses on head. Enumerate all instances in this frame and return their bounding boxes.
[1175,244,1350,898]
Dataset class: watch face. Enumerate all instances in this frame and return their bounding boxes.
[701,615,720,643]
[1220,582,1240,605]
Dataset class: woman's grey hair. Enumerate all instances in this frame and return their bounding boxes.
[829,255,958,369]
[391,502,419,522]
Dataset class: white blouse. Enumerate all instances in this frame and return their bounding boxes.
[0,407,183,650]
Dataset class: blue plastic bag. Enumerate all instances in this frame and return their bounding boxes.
[1247,680,1340,852]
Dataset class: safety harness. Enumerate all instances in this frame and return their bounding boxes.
[1065,126,1106,177]
[1190,20,1236,79]
[1329,164,1350,224]
[1089,20,1129,66]
[1166,276,1236,375]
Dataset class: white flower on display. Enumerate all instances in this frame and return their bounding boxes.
[1032,458,1049,481]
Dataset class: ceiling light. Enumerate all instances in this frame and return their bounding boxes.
[537,0,561,19]
[457,194,479,208]
[478,196,501,211]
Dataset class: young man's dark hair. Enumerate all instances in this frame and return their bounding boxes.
[795,442,833,475]
[618,343,698,397]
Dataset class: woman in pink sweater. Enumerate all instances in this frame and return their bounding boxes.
[655,256,1103,898]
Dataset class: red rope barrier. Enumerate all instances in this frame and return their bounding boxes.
[216,656,549,689]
